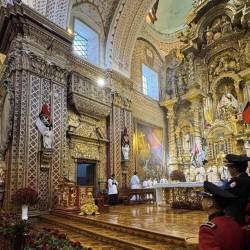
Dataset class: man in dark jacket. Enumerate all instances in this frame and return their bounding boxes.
[199,181,244,250]
[224,154,250,226]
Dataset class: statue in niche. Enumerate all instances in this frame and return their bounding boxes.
[217,89,238,119]
[176,71,187,94]
[36,104,54,149]
[220,16,232,34]
[207,164,220,182]
[217,136,227,154]
[206,26,214,45]
[183,133,191,152]
[121,127,130,161]
[166,68,175,98]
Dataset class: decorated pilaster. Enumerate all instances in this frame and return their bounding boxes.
[0,4,72,210]
[110,91,132,188]
[166,104,178,170]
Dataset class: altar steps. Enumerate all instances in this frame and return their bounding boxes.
[34,222,116,250]
[39,211,194,250]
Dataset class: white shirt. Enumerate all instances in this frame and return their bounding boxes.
[130,175,140,189]
[142,180,148,188]
[147,179,153,187]
[108,178,118,195]
[153,179,158,185]
[160,178,168,184]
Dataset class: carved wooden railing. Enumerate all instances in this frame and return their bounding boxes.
[118,188,156,204]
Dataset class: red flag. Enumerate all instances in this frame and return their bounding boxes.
[243,102,250,124]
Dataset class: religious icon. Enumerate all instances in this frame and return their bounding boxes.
[35,104,54,149]
[121,127,129,161]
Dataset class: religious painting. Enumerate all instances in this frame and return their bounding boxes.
[135,122,164,179]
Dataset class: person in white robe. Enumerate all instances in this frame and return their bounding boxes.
[147,178,153,187]
[142,179,148,188]
[153,179,158,185]
[130,172,140,189]
[108,174,118,205]
[160,177,168,183]
[130,172,140,200]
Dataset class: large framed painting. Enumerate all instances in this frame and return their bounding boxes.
[134,121,164,180]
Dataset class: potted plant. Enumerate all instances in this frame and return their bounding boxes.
[11,187,39,220]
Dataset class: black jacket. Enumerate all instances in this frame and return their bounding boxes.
[225,172,250,225]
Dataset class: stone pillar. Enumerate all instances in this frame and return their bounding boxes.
[167,106,177,170]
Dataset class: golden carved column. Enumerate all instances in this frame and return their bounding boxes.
[167,106,178,170]
[191,98,202,147]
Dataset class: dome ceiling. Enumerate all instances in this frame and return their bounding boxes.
[152,0,193,34]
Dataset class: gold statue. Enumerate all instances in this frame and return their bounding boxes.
[79,192,100,215]
[176,48,184,63]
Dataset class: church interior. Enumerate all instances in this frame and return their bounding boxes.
[0,0,250,249]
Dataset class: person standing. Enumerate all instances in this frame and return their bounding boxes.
[130,172,140,201]
[108,174,118,205]
[224,154,250,225]
[199,181,244,250]
[130,172,140,189]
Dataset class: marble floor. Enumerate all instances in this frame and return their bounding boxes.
[84,204,207,239]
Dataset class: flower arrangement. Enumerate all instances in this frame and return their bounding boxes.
[0,210,30,249]
[170,170,186,182]
[0,210,90,250]
[11,187,39,206]
[25,227,90,250]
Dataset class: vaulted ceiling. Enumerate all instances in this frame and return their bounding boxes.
[152,0,193,34]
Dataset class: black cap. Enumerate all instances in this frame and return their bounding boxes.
[202,181,236,200]
[225,154,250,163]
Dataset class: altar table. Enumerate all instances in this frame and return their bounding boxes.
[153,182,221,207]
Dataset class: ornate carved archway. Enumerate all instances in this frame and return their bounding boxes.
[105,0,155,77]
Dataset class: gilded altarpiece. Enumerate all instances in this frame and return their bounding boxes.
[162,0,250,173]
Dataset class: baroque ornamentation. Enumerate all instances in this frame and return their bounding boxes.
[68,73,112,118]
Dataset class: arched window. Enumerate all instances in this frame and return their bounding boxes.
[73,19,100,65]
[142,64,159,100]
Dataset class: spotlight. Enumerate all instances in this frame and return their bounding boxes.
[97,78,105,87]
[67,27,73,35]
